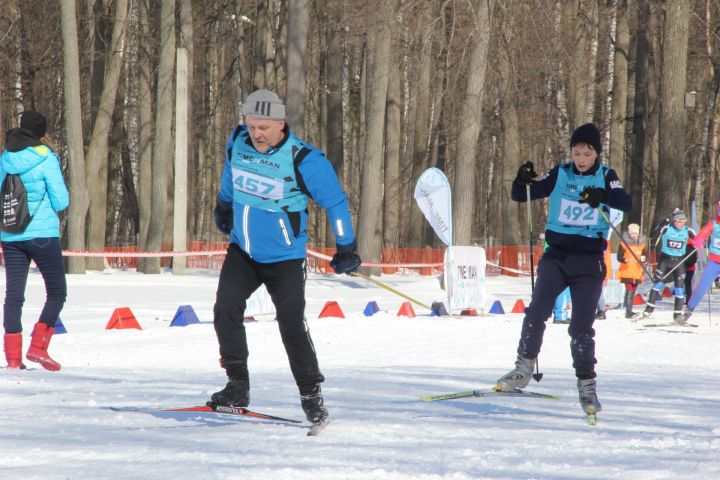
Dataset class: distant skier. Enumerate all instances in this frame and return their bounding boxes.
[498,123,632,419]
[682,201,720,323]
[635,209,695,323]
[616,223,647,319]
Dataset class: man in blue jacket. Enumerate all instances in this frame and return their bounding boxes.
[495,123,632,419]
[209,89,361,426]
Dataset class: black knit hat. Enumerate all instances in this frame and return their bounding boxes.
[20,110,47,138]
[570,123,602,154]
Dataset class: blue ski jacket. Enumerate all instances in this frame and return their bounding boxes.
[0,129,69,242]
[218,125,355,263]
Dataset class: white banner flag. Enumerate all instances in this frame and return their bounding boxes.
[414,167,452,246]
[445,246,486,312]
[606,207,623,240]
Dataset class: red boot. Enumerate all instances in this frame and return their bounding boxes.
[26,323,61,371]
[3,333,26,369]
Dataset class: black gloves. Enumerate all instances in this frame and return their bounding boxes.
[515,161,538,185]
[579,187,606,208]
[213,200,233,234]
[330,241,362,275]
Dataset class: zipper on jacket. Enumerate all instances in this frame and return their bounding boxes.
[279,218,292,246]
[242,206,251,256]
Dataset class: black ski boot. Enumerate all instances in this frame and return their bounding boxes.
[672,296,685,324]
[209,378,250,407]
[624,290,635,319]
[300,384,329,424]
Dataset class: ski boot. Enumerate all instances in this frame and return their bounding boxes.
[578,378,602,423]
[209,378,250,407]
[494,354,535,391]
[671,296,687,325]
[623,290,635,319]
[675,307,693,326]
[300,384,329,425]
[595,309,606,320]
[552,317,570,325]
[634,289,658,321]
[633,308,653,321]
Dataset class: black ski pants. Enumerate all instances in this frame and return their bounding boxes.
[516,246,605,377]
[213,244,324,392]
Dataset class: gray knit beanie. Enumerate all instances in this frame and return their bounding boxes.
[242,89,286,120]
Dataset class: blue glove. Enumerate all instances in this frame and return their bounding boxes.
[213,200,233,234]
[330,241,362,275]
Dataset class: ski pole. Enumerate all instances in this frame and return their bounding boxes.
[526,183,541,382]
[657,249,697,282]
[350,271,432,310]
[708,282,712,326]
[598,208,655,280]
[526,183,535,292]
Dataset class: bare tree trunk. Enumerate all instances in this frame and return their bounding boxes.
[609,0,630,182]
[383,46,401,248]
[693,0,719,221]
[124,0,141,239]
[325,6,344,246]
[407,17,432,247]
[137,0,153,271]
[60,0,90,274]
[399,25,416,247]
[85,0,129,270]
[497,5,521,246]
[564,2,598,127]
[253,1,268,90]
[264,0,277,90]
[173,47,188,274]
[286,0,308,137]
[453,0,494,245]
[654,0,689,225]
[142,0,175,274]
[357,0,392,272]
[179,0,195,239]
[629,0,649,226]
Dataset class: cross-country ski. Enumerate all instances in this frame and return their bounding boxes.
[420,389,561,402]
[109,404,303,424]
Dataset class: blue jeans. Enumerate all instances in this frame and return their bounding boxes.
[2,238,67,333]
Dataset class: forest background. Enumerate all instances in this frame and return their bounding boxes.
[0,0,716,274]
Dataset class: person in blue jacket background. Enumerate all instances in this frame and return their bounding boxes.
[1,110,69,371]
[209,89,361,425]
[636,209,695,323]
[495,123,631,418]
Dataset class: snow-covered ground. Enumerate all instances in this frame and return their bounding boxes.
[1,268,719,479]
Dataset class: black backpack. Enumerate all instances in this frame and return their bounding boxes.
[0,173,35,233]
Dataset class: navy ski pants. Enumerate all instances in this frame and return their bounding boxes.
[2,238,67,333]
[213,244,324,392]
[516,246,606,377]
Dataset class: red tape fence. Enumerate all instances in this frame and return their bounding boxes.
[0,243,640,276]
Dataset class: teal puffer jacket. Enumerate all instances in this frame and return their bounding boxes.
[0,131,69,241]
